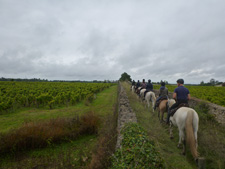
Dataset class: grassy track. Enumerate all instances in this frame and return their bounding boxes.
[0,85,118,169]
[122,82,195,169]
[123,82,225,169]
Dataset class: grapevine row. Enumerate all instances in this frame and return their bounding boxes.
[154,85,225,107]
[0,81,114,112]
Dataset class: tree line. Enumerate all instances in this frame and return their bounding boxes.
[119,73,224,86]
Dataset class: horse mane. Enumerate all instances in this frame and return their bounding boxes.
[168,99,176,108]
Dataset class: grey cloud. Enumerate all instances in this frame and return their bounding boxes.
[0,0,225,83]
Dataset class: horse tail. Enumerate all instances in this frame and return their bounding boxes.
[151,92,156,107]
[185,110,198,159]
[152,92,156,102]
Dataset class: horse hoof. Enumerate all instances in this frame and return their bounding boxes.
[177,145,182,149]
[195,158,198,165]
[180,152,185,156]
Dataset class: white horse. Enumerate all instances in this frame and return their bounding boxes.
[135,87,142,98]
[131,85,135,94]
[145,91,156,112]
[169,102,199,161]
[139,89,146,101]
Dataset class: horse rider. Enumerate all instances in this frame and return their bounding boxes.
[131,80,135,89]
[166,78,190,124]
[140,79,146,90]
[144,79,153,98]
[135,80,141,92]
[154,81,168,110]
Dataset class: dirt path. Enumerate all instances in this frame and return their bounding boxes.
[116,82,137,149]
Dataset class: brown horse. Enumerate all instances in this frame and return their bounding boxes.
[158,99,175,123]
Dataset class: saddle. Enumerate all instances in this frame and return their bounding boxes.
[155,96,168,107]
[170,103,189,117]
[136,89,140,94]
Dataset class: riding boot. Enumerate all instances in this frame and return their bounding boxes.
[153,104,156,110]
[166,109,171,124]
[143,93,146,100]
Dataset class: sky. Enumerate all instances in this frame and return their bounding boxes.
[0,0,225,84]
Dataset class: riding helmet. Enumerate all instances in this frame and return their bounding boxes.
[176,79,184,84]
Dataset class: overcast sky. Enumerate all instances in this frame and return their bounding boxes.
[0,0,225,84]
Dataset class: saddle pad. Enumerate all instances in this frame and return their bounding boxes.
[170,103,189,116]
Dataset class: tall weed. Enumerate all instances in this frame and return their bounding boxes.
[0,111,100,156]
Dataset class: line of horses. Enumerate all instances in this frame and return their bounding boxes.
[131,85,199,162]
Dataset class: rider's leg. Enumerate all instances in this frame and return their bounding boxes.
[166,103,178,124]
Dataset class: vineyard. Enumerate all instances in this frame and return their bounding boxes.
[0,81,114,113]
[1,81,225,168]
[154,85,225,107]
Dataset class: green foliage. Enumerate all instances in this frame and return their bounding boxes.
[111,123,164,169]
[0,85,118,168]
[197,101,210,114]
[154,84,225,107]
[0,81,114,113]
[194,101,216,122]
[119,72,132,82]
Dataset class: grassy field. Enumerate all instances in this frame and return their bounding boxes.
[0,84,118,169]
[123,82,225,169]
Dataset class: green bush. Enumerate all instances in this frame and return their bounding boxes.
[198,101,210,114]
[111,123,164,169]
[195,101,217,122]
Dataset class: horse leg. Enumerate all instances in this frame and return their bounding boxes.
[158,110,160,120]
[177,129,184,149]
[160,111,164,123]
[147,99,150,109]
[144,97,148,108]
[169,122,174,139]
[182,139,186,155]
[194,131,198,149]
[152,100,155,112]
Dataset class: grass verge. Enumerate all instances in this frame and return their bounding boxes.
[1,135,97,169]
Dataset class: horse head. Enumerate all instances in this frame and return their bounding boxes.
[167,99,176,108]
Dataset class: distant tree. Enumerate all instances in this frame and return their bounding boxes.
[160,80,168,85]
[119,72,132,82]
[210,78,216,86]
[215,80,219,85]
[200,81,204,85]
